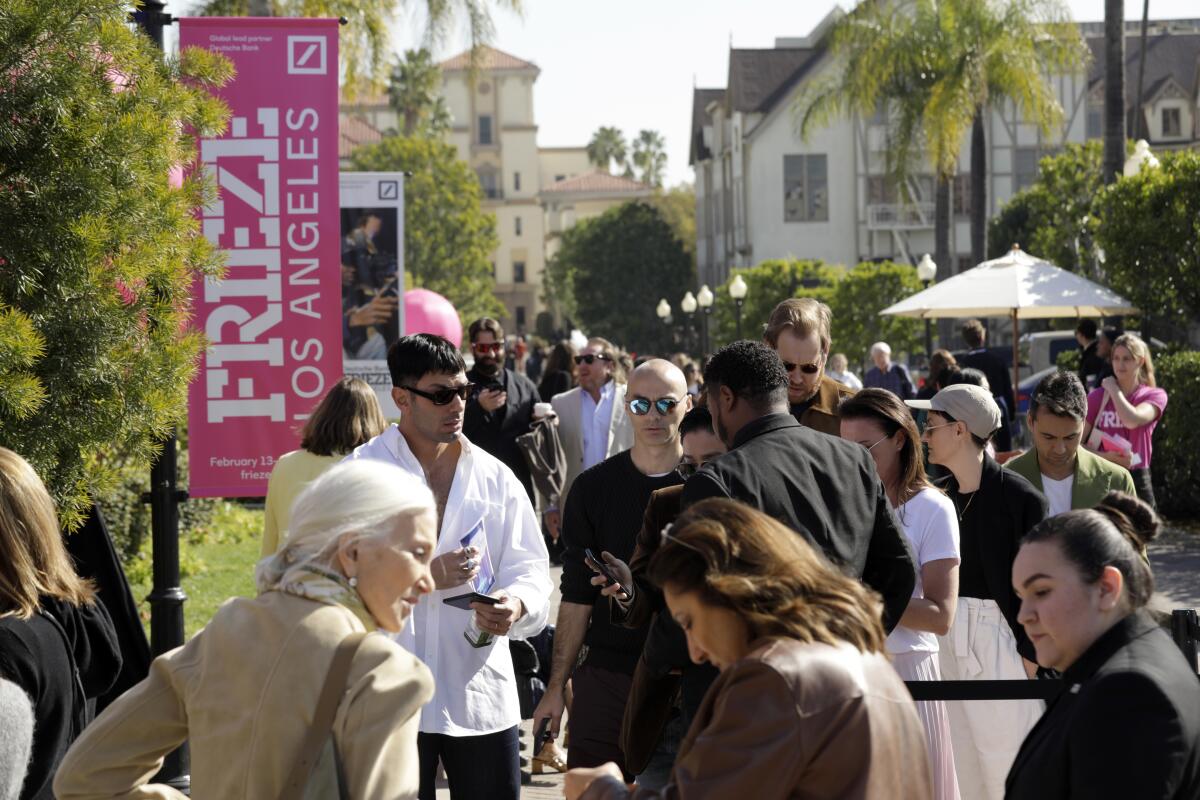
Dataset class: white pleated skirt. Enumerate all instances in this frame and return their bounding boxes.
[892,650,961,800]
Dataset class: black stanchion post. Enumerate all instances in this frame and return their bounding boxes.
[133,2,189,790]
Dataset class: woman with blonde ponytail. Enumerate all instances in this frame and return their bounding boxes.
[566,499,933,800]
[1007,492,1200,799]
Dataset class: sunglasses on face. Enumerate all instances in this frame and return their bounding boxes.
[574,353,612,366]
[401,383,475,405]
[676,461,699,478]
[628,397,680,416]
[472,342,503,354]
[782,361,821,375]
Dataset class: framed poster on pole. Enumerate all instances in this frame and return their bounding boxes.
[339,172,405,417]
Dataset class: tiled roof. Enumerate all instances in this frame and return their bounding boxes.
[541,170,652,195]
[339,115,383,159]
[1086,30,1200,137]
[689,88,724,166]
[727,47,818,113]
[439,45,538,72]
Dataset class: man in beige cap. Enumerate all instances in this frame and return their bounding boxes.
[907,384,1048,800]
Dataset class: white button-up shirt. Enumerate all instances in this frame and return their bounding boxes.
[347,426,552,736]
[580,379,616,471]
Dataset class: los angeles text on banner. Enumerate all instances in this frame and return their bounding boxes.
[181,17,342,497]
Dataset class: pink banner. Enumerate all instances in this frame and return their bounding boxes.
[182,17,341,497]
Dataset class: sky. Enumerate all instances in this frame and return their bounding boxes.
[170,0,1200,187]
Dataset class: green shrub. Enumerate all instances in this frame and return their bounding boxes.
[1151,351,1200,518]
[1055,349,1081,373]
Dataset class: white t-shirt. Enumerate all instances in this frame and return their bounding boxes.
[885,488,961,655]
[1042,474,1074,517]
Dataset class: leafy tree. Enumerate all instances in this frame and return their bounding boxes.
[647,184,696,260]
[0,0,232,528]
[348,136,505,325]
[1094,149,1200,342]
[828,262,924,369]
[388,48,451,137]
[586,126,628,174]
[631,129,667,188]
[547,202,692,354]
[988,142,1103,276]
[707,259,841,349]
[194,0,522,96]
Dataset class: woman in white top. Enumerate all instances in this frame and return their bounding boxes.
[827,352,864,390]
[840,388,961,800]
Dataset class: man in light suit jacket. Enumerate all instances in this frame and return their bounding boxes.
[546,337,634,539]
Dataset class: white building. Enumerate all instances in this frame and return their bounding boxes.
[691,13,1200,289]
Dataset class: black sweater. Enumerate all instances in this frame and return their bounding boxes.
[463,366,540,502]
[0,597,121,800]
[560,450,683,675]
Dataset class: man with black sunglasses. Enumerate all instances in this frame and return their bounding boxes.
[764,298,855,436]
[463,317,541,503]
[532,360,689,780]
[348,333,552,800]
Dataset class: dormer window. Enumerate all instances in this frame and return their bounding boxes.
[1162,107,1182,138]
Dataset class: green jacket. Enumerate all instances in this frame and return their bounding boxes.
[1005,446,1137,510]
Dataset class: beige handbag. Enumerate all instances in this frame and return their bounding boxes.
[279,632,368,800]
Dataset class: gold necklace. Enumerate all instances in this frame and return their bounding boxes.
[954,491,976,522]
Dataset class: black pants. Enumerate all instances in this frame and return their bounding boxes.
[417,726,520,800]
[1129,467,1157,509]
[567,662,635,781]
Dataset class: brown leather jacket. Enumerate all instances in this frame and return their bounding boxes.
[796,375,856,436]
[584,638,932,800]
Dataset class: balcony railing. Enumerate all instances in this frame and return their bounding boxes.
[867,202,935,230]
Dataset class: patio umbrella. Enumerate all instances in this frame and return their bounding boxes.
[880,244,1138,394]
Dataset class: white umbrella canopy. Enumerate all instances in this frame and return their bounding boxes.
[880,245,1138,320]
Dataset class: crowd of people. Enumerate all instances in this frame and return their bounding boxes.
[0,296,1194,800]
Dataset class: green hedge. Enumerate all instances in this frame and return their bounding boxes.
[1152,351,1200,518]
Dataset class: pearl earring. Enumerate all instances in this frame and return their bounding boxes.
[348,576,358,588]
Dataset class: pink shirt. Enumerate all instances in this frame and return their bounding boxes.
[1086,384,1168,468]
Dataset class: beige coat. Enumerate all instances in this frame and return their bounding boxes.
[53,591,434,800]
[550,382,634,513]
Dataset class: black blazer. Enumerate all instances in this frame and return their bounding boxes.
[463,366,540,501]
[1006,612,1200,800]
[682,413,917,630]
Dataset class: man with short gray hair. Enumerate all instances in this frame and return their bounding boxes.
[864,341,915,399]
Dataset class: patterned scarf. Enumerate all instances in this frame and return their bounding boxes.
[274,564,376,632]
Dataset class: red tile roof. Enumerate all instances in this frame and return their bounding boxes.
[439,45,538,72]
[339,115,383,159]
[542,170,652,195]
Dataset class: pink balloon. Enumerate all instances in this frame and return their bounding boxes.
[404,288,462,348]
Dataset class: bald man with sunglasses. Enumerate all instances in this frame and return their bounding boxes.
[764,298,855,436]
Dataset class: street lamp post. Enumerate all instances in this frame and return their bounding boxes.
[656,298,672,349]
[696,285,714,358]
[729,274,748,340]
[916,253,938,358]
[680,291,698,356]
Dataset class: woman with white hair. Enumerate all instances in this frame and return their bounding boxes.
[54,461,438,800]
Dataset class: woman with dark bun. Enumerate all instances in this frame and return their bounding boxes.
[1006,492,1200,799]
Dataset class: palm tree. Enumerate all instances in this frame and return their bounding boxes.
[631,129,667,188]
[1103,0,1126,183]
[586,126,628,174]
[194,0,523,97]
[388,48,451,137]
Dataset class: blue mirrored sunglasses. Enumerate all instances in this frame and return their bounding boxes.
[628,397,680,416]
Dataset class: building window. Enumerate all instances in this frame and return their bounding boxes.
[515,306,527,329]
[490,262,496,278]
[476,168,500,199]
[1014,148,1040,192]
[515,216,522,236]
[514,171,521,191]
[1086,105,1103,139]
[1162,107,1182,137]
[783,154,828,222]
[953,175,972,218]
[513,261,526,283]
[555,174,566,183]
[478,115,493,145]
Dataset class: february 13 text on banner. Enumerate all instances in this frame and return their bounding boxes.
[181,17,341,497]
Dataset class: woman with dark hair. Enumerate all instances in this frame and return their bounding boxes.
[565,499,932,800]
[917,350,958,400]
[538,340,577,402]
[261,377,388,556]
[907,384,1047,800]
[841,389,961,800]
[1006,492,1200,799]
[0,448,121,800]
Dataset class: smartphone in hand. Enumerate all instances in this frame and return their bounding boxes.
[584,548,625,594]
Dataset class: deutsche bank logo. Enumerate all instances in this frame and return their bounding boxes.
[287,36,327,75]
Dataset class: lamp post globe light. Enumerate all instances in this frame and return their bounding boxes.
[696,285,714,357]
[680,291,698,355]
[656,298,671,321]
[728,273,748,340]
[916,254,937,358]
[1123,139,1160,178]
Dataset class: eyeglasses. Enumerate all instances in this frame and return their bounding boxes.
[574,353,612,366]
[921,421,958,437]
[781,361,821,375]
[676,461,698,478]
[628,397,680,416]
[401,383,475,405]
[472,342,503,354]
[863,434,891,451]
[658,522,708,557]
